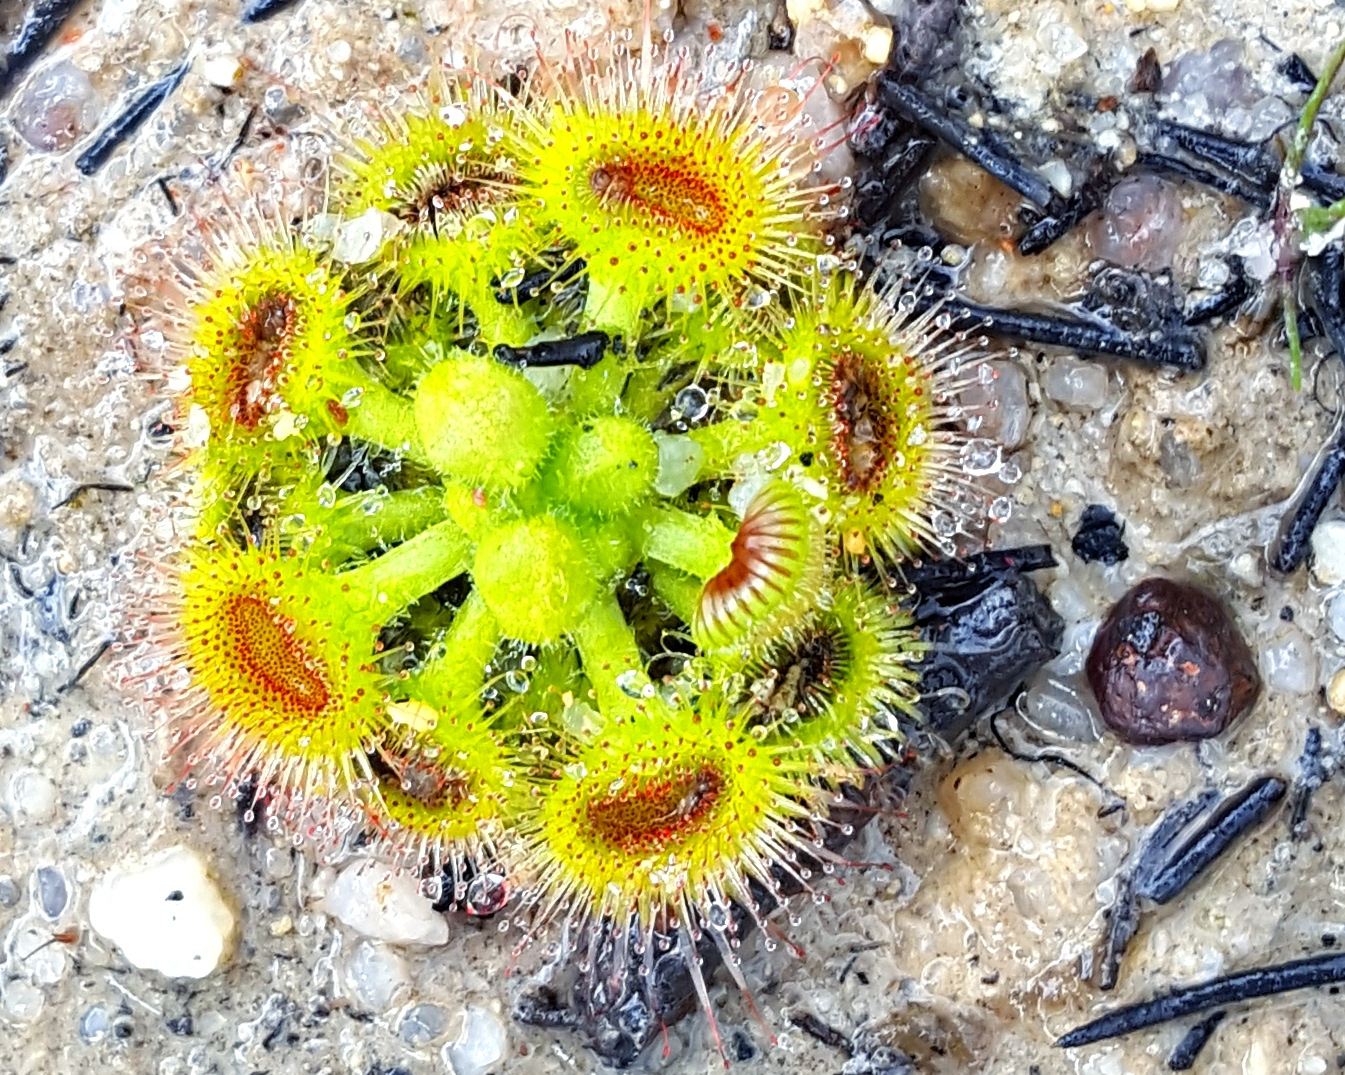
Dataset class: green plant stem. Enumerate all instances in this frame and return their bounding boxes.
[413,590,502,720]
[1286,288,1304,392]
[466,284,535,348]
[623,366,673,423]
[647,561,700,624]
[583,274,643,340]
[344,381,429,466]
[1299,196,1345,236]
[570,594,649,718]
[1290,37,1345,172]
[642,506,736,580]
[565,361,626,417]
[319,486,447,558]
[379,340,430,391]
[340,517,472,614]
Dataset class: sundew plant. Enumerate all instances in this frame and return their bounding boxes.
[119,19,987,1059]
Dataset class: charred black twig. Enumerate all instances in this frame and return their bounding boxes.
[1098,783,1279,991]
[852,131,938,231]
[241,0,301,23]
[52,481,135,509]
[943,295,1206,371]
[59,638,112,694]
[1154,121,1279,193]
[788,1012,853,1055]
[492,259,586,304]
[1141,776,1285,904]
[1017,184,1104,257]
[902,544,1056,612]
[1302,161,1345,204]
[1289,726,1328,838]
[1270,420,1345,574]
[1134,151,1273,210]
[494,331,609,371]
[0,0,82,100]
[873,77,1054,208]
[1097,873,1141,991]
[1275,246,1345,573]
[1184,261,1253,325]
[206,105,257,177]
[1166,1010,1227,1071]
[1308,244,1345,360]
[1057,950,1345,1048]
[77,59,191,176]
[155,177,179,216]
[1130,788,1235,896]
[838,941,881,984]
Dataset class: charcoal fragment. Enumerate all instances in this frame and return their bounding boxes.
[767,0,793,50]
[1085,577,1260,745]
[166,1014,193,1036]
[1071,504,1128,565]
[731,1029,756,1061]
[911,547,1064,744]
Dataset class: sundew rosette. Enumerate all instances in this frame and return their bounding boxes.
[109,24,1003,1063]
[502,29,841,338]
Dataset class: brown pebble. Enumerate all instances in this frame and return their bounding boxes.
[918,155,1024,246]
[1085,577,1260,745]
[1129,47,1163,94]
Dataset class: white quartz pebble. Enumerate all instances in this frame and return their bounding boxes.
[1043,356,1110,410]
[201,52,242,88]
[1311,520,1345,586]
[7,767,58,827]
[322,862,448,946]
[345,941,408,1011]
[3,979,44,1021]
[1329,592,1345,642]
[444,1006,507,1075]
[88,847,236,979]
[1261,629,1317,696]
